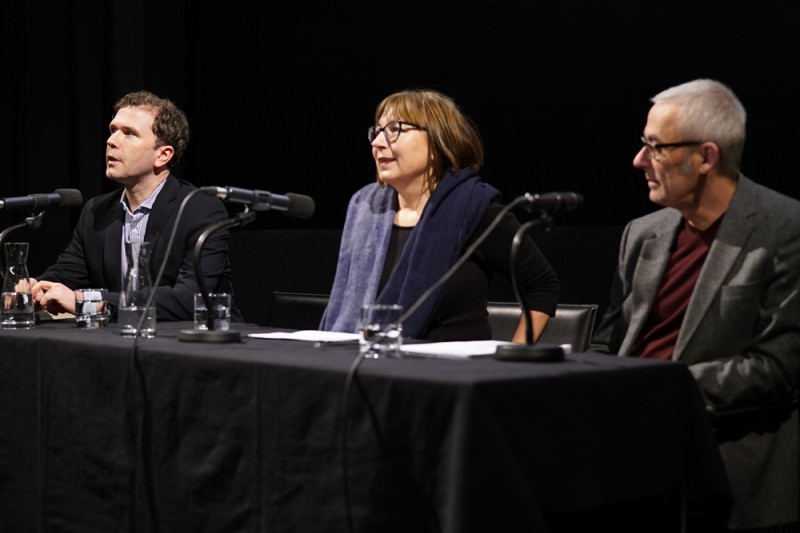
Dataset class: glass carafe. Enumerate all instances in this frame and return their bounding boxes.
[118,241,155,338]
[1,242,36,329]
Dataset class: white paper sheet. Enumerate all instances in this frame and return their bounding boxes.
[400,340,513,359]
[248,330,360,342]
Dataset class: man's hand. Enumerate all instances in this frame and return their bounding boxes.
[31,280,77,315]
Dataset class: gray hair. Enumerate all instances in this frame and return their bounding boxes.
[652,79,746,176]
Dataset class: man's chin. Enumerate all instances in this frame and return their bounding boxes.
[648,190,667,206]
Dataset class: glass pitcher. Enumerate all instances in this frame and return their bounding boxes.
[118,241,155,338]
[1,242,36,329]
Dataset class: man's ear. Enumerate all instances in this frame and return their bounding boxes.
[698,141,720,175]
[155,145,174,169]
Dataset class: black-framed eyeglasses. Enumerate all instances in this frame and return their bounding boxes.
[640,136,703,159]
[368,120,424,143]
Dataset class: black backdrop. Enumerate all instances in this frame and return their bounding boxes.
[3,1,800,235]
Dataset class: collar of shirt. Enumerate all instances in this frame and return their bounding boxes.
[120,178,168,279]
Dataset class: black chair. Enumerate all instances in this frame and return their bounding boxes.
[265,291,329,330]
[487,302,599,352]
[265,292,599,352]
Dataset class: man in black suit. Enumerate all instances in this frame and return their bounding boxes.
[31,90,237,321]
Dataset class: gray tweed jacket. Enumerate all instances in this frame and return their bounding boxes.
[592,175,800,529]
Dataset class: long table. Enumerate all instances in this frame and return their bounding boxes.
[0,320,730,532]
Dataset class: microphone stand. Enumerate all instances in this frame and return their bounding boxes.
[0,211,45,279]
[398,195,532,325]
[178,209,257,343]
[494,210,565,362]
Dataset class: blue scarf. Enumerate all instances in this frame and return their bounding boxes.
[320,167,500,338]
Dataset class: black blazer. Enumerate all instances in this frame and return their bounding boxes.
[39,175,239,321]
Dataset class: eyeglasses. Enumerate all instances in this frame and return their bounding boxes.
[368,120,424,143]
[640,136,703,160]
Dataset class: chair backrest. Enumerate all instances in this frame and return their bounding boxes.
[266,291,330,330]
[487,302,599,352]
[265,292,599,351]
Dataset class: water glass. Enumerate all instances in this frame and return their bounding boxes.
[75,288,109,328]
[358,303,403,358]
[193,293,231,331]
[118,306,156,338]
[0,292,35,329]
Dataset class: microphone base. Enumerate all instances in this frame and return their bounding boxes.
[494,342,564,363]
[178,329,242,343]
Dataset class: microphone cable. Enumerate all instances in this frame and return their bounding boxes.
[338,195,538,533]
[339,349,443,533]
[124,187,204,533]
[340,349,367,533]
[125,188,262,529]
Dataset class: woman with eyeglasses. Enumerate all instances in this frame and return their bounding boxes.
[320,89,559,342]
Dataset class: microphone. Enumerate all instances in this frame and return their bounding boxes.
[0,188,83,210]
[521,192,583,214]
[399,192,583,361]
[201,186,315,219]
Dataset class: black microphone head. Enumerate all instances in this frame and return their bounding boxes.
[54,188,83,207]
[285,193,315,219]
[524,191,583,214]
[552,192,583,212]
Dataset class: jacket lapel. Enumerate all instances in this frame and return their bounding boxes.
[103,198,125,290]
[144,175,179,273]
[620,212,682,355]
[674,175,758,358]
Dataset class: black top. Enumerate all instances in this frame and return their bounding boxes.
[380,202,560,341]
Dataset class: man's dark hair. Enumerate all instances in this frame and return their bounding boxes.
[113,90,190,167]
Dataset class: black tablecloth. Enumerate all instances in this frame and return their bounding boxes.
[0,321,730,532]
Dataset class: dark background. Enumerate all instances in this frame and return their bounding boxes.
[3,1,799,317]
[5,1,800,228]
